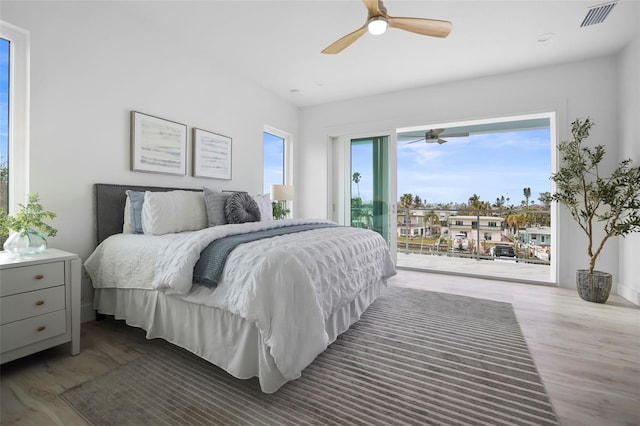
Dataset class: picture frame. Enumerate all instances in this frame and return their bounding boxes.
[130,111,187,175]
[192,128,232,180]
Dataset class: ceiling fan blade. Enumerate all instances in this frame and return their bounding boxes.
[437,139,448,144]
[321,25,368,54]
[388,16,452,38]
[363,0,386,18]
[405,138,425,144]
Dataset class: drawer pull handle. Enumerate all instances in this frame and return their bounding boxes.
[35,300,45,306]
[36,326,46,332]
[34,274,44,280]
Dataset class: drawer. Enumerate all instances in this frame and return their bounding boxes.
[1,286,66,325]
[0,261,65,297]
[0,310,67,353]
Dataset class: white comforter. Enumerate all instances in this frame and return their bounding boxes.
[85,219,396,381]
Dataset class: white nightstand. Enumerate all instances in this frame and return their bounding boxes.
[0,248,81,363]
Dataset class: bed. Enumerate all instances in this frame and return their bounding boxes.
[85,183,396,393]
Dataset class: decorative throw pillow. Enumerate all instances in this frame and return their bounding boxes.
[125,190,146,234]
[141,190,208,235]
[225,192,261,224]
[203,187,232,226]
[252,194,273,221]
[123,195,133,234]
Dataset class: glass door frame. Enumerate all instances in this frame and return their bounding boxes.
[333,131,397,260]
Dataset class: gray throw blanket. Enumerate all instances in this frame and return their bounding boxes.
[193,223,338,288]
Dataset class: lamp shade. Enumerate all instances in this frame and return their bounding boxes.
[270,184,294,201]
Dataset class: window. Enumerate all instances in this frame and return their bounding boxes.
[263,131,284,194]
[262,126,292,211]
[484,232,492,241]
[0,37,8,212]
[395,113,554,283]
[0,22,28,215]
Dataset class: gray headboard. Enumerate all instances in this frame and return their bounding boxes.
[94,183,202,246]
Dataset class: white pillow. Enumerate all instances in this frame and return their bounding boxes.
[123,196,133,233]
[141,190,208,235]
[253,194,273,221]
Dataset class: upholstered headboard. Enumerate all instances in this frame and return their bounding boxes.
[94,183,202,245]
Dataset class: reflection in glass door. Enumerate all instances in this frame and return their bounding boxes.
[350,136,390,243]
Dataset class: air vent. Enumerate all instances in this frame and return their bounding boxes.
[580,1,618,27]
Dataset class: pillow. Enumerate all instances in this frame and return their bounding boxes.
[141,190,208,235]
[252,194,273,221]
[225,192,261,224]
[125,190,146,234]
[203,187,232,226]
[123,195,133,234]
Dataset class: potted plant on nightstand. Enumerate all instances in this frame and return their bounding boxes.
[550,118,640,303]
[272,201,290,220]
[0,193,57,255]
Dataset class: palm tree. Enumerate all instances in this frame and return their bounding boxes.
[352,172,361,199]
[399,193,414,239]
[523,187,531,208]
[506,212,527,235]
[468,193,485,214]
[494,196,505,214]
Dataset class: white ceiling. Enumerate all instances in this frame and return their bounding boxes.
[123,0,639,107]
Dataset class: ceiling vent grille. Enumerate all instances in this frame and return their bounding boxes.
[580,1,618,27]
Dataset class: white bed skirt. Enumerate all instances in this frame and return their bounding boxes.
[93,280,386,393]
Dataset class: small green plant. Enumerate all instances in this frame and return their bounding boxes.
[550,118,640,274]
[271,201,290,220]
[0,193,58,238]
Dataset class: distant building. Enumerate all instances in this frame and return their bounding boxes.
[397,209,427,237]
[519,227,552,245]
[447,215,505,243]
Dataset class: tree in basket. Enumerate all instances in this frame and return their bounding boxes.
[0,193,57,255]
[550,118,640,303]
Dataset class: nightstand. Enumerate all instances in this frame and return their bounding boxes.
[0,248,81,363]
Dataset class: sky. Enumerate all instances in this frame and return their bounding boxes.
[352,128,551,206]
[0,38,8,168]
[263,131,284,195]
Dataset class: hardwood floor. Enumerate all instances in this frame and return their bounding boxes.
[1,270,638,425]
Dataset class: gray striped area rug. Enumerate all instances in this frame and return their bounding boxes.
[62,287,558,425]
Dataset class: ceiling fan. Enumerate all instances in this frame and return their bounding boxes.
[321,0,452,54]
[405,129,469,145]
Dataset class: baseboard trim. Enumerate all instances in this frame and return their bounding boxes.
[617,280,640,306]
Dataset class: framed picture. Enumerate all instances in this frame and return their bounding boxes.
[192,128,232,180]
[131,111,187,175]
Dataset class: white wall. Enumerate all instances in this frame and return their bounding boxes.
[617,33,640,305]
[2,2,299,319]
[298,56,621,292]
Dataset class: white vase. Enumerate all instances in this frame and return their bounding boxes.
[3,228,48,255]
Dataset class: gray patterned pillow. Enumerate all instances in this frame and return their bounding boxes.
[203,187,232,226]
[225,192,261,224]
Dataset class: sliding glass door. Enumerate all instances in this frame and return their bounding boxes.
[334,134,396,257]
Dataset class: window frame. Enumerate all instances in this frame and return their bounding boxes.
[263,125,293,213]
[1,21,29,214]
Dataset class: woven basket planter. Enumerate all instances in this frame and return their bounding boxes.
[576,270,612,303]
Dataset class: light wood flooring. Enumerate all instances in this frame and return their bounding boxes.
[1,270,639,426]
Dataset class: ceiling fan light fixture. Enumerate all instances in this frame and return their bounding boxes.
[367,17,388,35]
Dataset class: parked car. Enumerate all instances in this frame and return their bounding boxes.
[452,233,468,250]
[492,245,517,260]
